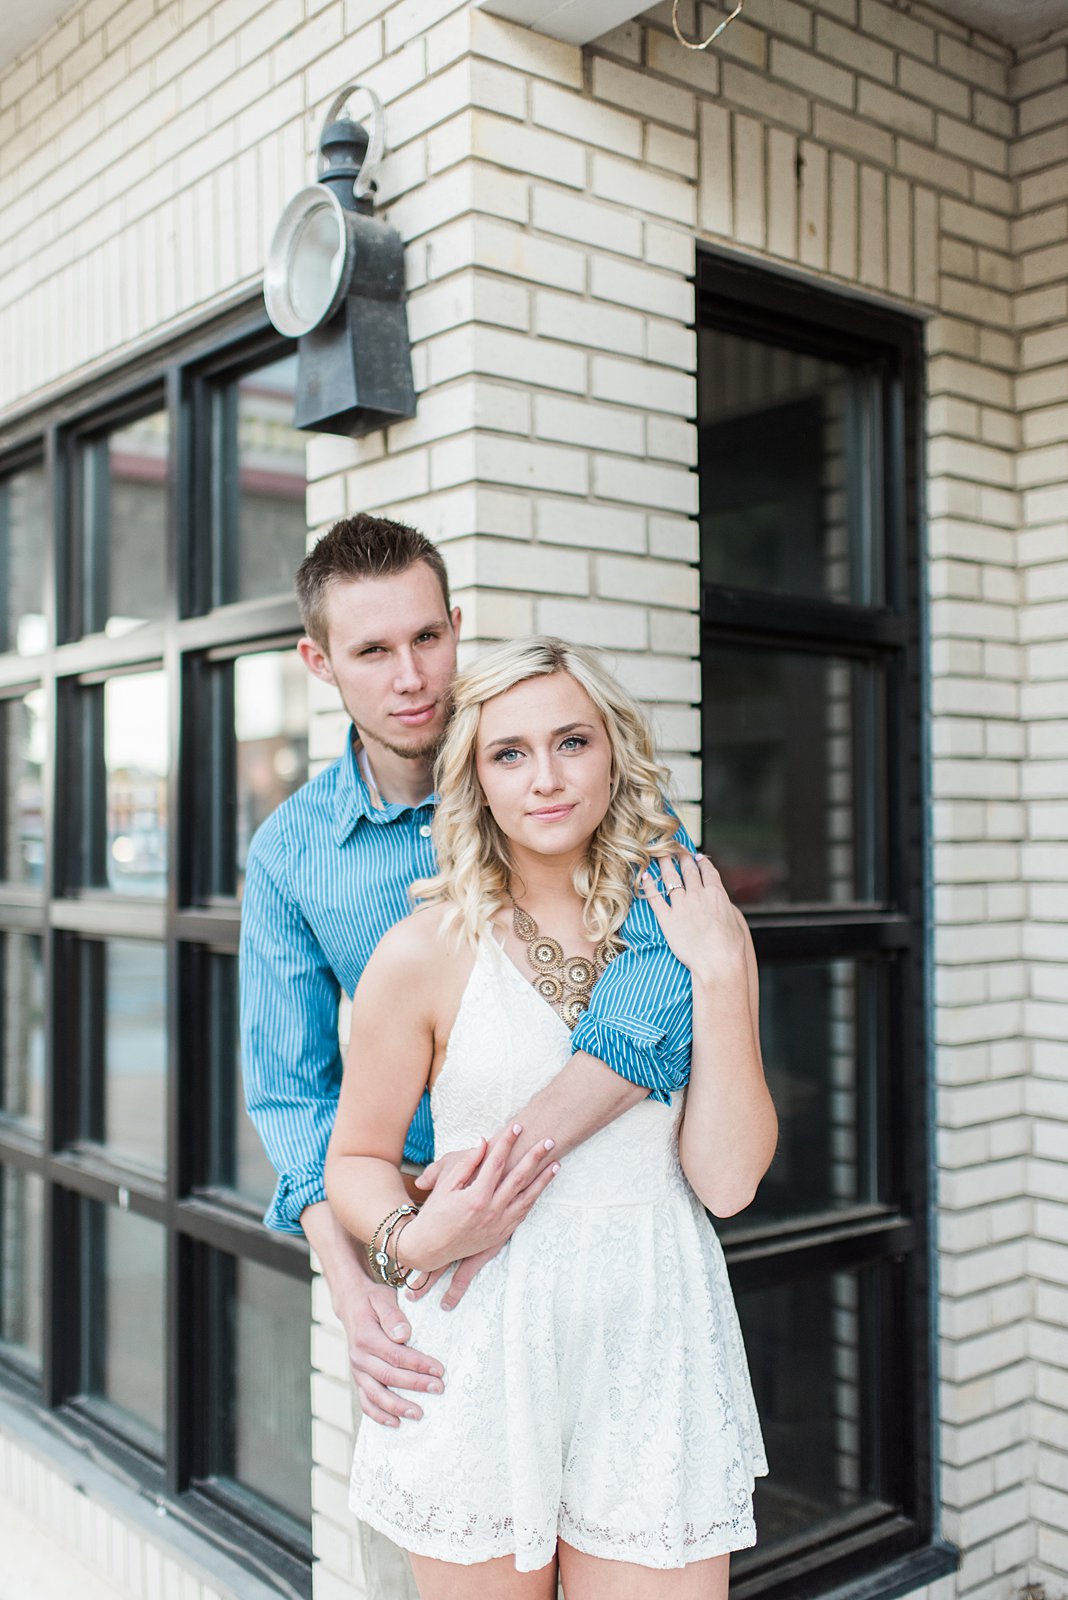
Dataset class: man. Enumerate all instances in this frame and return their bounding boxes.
[240,514,692,1598]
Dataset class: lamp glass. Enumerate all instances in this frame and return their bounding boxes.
[289,201,345,330]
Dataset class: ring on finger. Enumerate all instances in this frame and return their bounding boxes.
[663,878,684,893]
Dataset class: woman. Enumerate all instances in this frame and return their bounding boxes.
[326,638,774,1599]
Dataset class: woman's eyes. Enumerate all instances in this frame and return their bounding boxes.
[492,736,588,764]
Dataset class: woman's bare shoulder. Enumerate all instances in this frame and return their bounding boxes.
[362,903,454,979]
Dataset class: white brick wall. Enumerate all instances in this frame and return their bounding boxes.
[1,2,1067,1599]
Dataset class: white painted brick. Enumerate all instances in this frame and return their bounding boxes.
[591,56,696,133]
[469,9,582,88]
[721,60,810,131]
[471,110,584,188]
[531,80,642,160]
[645,123,698,180]
[699,102,733,238]
[472,216,585,291]
[591,453,698,514]
[733,113,766,249]
[597,553,698,609]
[536,499,645,553]
[770,39,853,109]
[534,392,643,453]
[590,355,695,416]
[534,288,644,356]
[537,595,648,649]
[590,254,693,322]
[591,140,699,227]
[531,185,642,256]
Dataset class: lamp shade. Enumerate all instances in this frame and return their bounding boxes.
[263,185,354,338]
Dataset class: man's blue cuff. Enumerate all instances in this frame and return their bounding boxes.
[571,1014,685,1106]
[263,1169,328,1235]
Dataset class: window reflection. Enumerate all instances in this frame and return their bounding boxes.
[721,960,880,1230]
[81,1201,165,1453]
[79,410,168,639]
[0,1166,44,1371]
[81,939,166,1175]
[209,1252,312,1526]
[1,687,46,885]
[0,466,47,656]
[1,933,45,1129]
[104,672,168,895]
[702,647,882,908]
[699,330,881,607]
[207,952,277,1208]
[739,1266,881,1547]
[214,358,308,606]
[234,650,308,894]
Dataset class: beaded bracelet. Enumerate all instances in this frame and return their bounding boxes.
[367,1203,418,1284]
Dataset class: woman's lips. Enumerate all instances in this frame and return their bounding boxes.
[393,703,437,726]
[527,804,577,821]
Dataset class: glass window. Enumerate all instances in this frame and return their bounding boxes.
[702,647,884,908]
[0,465,48,656]
[76,410,169,639]
[0,331,315,1576]
[739,1263,891,1550]
[0,1165,44,1372]
[81,1200,165,1453]
[78,939,166,1174]
[75,671,169,895]
[0,933,45,1130]
[699,330,883,607]
[1,688,46,886]
[700,255,930,1594]
[207,1251,312,1527]
[212,357,308,607]
[206,953,277,1209]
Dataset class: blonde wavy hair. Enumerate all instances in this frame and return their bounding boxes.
[411,637,678,946]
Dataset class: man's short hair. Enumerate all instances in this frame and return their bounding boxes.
[296,514,451,651]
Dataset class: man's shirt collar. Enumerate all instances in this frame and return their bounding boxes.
[332,731,436,845]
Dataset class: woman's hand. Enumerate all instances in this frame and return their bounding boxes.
[642,853,748,988]
[397,1124,560,1275]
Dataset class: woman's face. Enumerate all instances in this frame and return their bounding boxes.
[475,672,614,862]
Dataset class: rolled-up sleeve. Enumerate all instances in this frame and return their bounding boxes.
[239,811,342,1235]
[572,824,697,1102]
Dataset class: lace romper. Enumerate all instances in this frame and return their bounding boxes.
[349,937,768,1572]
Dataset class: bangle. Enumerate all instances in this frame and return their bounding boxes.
[367,1203,419,1286]
[383,1210,419,1287]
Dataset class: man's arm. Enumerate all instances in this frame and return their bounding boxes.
[239,819,443,1424]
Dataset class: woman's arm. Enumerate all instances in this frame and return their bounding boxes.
[326,918,561,1276]
[643,854,778,1217]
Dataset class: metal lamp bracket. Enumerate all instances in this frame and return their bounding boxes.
[318,84,385,201]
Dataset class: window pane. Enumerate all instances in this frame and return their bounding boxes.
[1,688,46,886]
[1,933,45,1129]
[206,953,277,1209]
[702,646,883,908]
[234,650,308,894]
[209,1252,311,1527]
[0,465,47,656]
[80,939,166,1174]
[215,358,308,606]
[79,410,169,638]
[723,960,882,1230]
[0,1166,44,1372]
[739,1263,887,1550]
[81,1201,165,1453]
[104,671,169,895]
[699,328,882,607]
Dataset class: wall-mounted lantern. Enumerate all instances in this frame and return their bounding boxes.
[263,87,417,437]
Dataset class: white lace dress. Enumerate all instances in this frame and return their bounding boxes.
[349,938,768,1572]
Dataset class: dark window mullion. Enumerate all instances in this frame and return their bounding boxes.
[701,591,907,651]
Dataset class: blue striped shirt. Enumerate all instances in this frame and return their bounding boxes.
[239,734,694,1234]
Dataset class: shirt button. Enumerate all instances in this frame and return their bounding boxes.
[419,824,432,838]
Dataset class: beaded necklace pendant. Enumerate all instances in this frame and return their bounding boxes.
[511,902,618,1028]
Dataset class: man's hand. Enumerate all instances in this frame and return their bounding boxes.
[400,1124,559,1274]
[339,1281,446,1427]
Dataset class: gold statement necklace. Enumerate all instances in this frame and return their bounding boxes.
[511,900,619,1028]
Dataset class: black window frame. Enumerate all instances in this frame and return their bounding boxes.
[697,249,955,1600]
[0,299,313,1596]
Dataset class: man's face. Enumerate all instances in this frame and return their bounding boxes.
[300,563,460,764]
